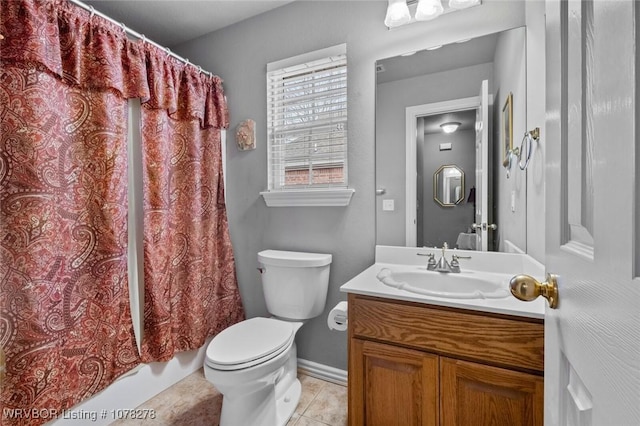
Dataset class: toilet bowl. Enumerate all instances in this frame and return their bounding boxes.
[204,250,332,426]
[204,318,303,426]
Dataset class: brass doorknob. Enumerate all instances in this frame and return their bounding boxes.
[509,273,559,309]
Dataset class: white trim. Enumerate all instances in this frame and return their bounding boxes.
[297,358,348,387]
[405,96,480,246]
[267,44,347,72]
[261,188,355,207]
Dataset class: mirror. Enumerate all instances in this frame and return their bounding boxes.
[375,27,527,251]
[434,165,464,207]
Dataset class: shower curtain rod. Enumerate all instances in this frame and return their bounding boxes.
[67,0,213,78]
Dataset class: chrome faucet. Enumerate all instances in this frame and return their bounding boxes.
[417,243,471,273]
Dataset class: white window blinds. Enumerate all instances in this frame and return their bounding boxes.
[267,44,347,191]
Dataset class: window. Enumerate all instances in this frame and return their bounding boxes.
[262,44,354,207]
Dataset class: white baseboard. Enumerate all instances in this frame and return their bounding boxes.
[297,358,347,387]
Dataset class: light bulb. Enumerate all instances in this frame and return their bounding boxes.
[384,0,411,28]
[415,0,444,21]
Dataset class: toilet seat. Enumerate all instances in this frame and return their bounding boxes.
[205,317,294,371]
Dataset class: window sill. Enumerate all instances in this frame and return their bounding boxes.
[260,188,355,207]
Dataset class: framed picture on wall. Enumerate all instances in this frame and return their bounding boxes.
[502,92,513,167]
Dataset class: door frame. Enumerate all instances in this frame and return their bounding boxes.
[405,96,482,247]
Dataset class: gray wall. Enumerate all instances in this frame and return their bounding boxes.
[492,27,527,252]
[525,0,546,262]
[421,130,476,248]
[175,0,526,370]
[375,63,493,246]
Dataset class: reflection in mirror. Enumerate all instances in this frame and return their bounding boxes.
[434,165,464,207]
[418,111,475,248]
[375,27,527,252]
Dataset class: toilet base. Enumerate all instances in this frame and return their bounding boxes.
[218,343,301,426]
[275,377,302,426]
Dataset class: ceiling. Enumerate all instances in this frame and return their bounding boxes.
[376,32,499,85]
[376,31,499,135]
[82,0,296,47]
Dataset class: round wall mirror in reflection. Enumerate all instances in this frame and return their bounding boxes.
[434,165,464,207]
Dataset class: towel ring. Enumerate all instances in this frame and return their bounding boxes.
[518,127,540,170]
[518,132,533,170]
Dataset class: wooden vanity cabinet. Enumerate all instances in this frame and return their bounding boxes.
[347,294,544,426]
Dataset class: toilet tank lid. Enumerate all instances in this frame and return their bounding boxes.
[258,250,332,267]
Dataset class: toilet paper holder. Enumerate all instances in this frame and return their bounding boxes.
[327,301,348,332]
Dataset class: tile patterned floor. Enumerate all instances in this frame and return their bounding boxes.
[110,369,347,426]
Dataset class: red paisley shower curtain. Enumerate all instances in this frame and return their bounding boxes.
[0,0,146,420]
[1,0,244,422]
[139,47,244,362]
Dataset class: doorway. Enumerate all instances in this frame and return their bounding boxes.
[416,110,477,248]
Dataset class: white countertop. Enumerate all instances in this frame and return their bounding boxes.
[340,246,545,320]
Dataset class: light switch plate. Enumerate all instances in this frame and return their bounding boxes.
[383,199,395,211]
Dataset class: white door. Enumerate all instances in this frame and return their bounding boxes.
[543,0,640,424]
[474,79,490,251]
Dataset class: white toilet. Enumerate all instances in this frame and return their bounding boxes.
[204,249,332,426]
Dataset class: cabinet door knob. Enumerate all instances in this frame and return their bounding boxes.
[509,273,559,309]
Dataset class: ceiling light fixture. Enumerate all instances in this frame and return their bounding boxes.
[415,0,444,21]
[384,0,411,28]
[384,0,481,28]
[440,122,461,133]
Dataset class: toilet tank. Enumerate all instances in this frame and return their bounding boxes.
[258,250,332,320]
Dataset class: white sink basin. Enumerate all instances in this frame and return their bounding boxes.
[376,268,510,299]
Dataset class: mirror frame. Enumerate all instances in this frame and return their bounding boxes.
[433,164,465,207]
[501,92,514,167]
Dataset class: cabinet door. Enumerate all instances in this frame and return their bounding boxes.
[441,357,543,426]
[349,339,438,426]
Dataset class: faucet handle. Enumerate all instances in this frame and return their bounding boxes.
[452,254,472,260]
[450,254,471,268]
[417,253,437,270]
[417,253,436,260]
